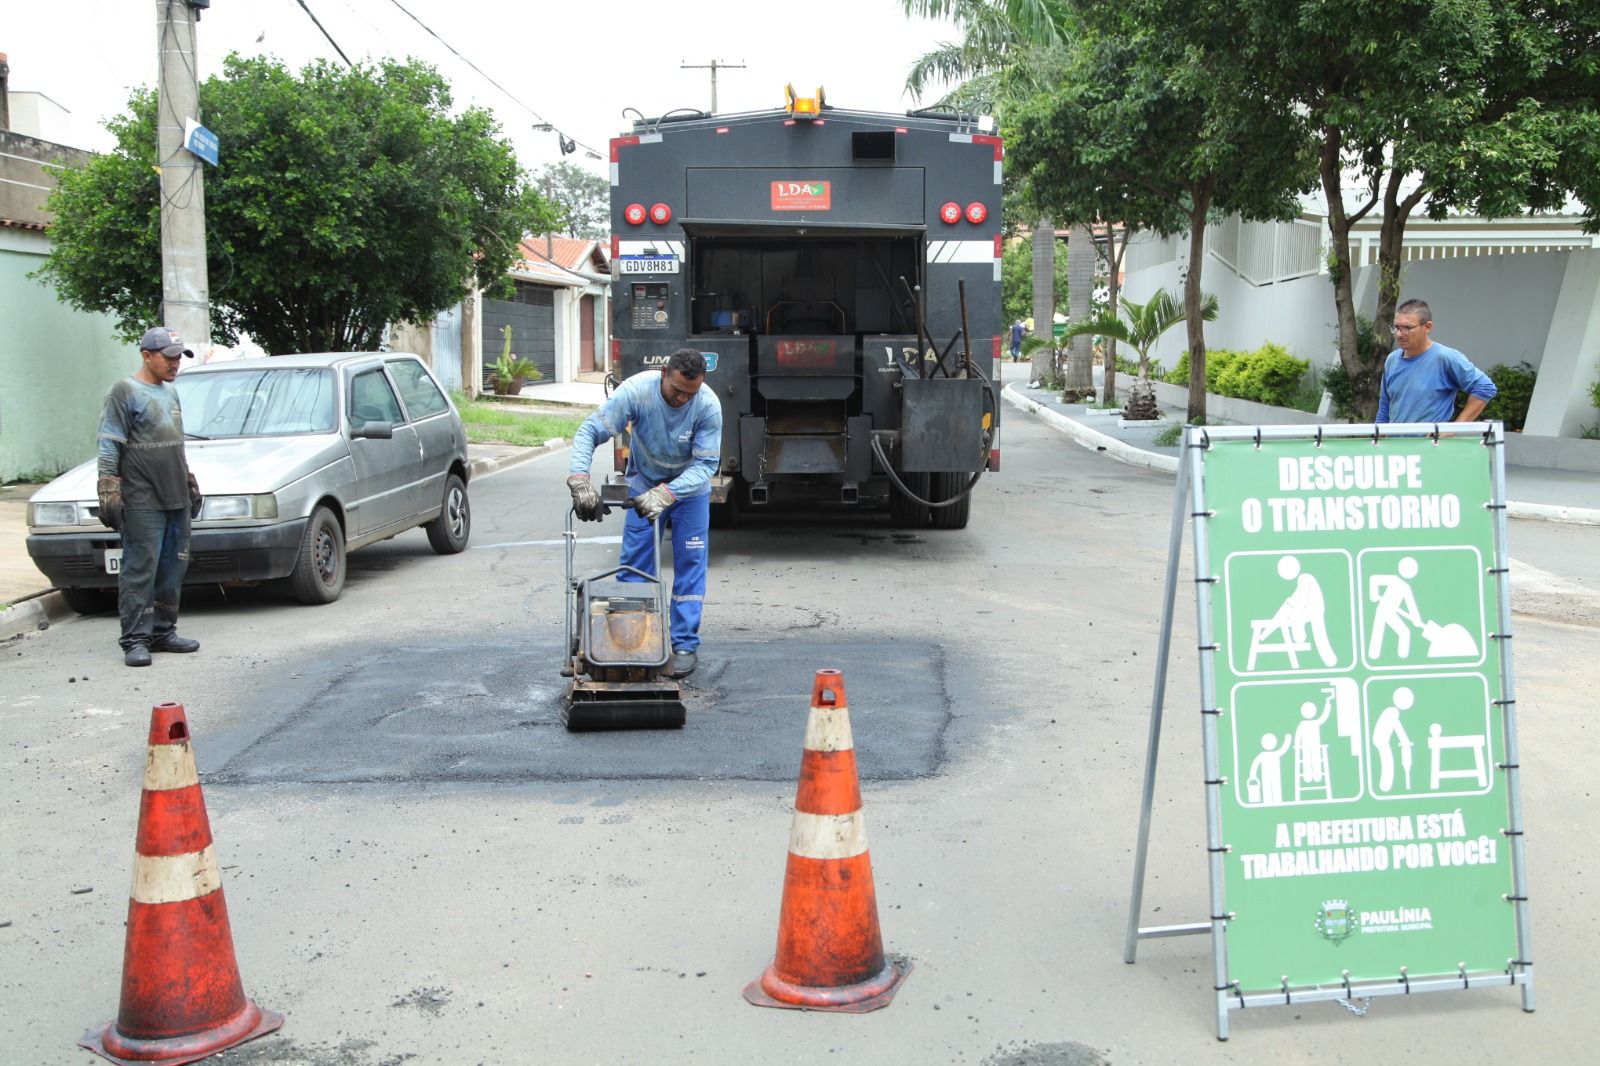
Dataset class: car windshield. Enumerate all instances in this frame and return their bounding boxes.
[175,367,336,437]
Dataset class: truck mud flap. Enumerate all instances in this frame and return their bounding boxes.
[901,377,985,472]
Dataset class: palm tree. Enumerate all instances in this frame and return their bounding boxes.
[1061,287,1217,420]
[901,2,1071,387]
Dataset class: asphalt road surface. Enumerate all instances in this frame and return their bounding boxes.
[2,387,1595,1065]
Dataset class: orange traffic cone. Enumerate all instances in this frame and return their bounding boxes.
[80,702,283,1065]
[744,669,911,1012]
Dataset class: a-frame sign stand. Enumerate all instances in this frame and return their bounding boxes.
[1123,423,1534,1040]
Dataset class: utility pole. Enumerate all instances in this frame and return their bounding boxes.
[156,0,210,347]
[680,58,745,115]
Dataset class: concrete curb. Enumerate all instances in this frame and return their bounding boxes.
[1002,383,1600,524]
[0,590,72,642]
[0,442,568,642]
[1002,384,1180,474]
[468,440,565,479]
[1505,501,1600,525]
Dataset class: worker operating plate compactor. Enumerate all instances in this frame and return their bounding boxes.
[561,477,687,730]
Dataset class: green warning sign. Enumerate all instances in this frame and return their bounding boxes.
[1202,435,1518,993]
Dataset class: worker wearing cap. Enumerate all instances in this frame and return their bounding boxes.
[97,326,204,667]
[567,348,722,678]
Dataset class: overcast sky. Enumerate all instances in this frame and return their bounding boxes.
[5,0,960,174]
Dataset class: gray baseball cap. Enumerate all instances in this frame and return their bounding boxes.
[138,326,195,358]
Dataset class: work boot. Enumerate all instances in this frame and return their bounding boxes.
[124,644,152,668]
[150,633,200,653]
[666,649,697,678]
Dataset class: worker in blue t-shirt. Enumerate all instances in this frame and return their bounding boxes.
[567,349,723,678]
[1375,299,1497,424]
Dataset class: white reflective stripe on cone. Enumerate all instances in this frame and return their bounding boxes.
[130,846,222,905]
[803,707,854,753]
[143,742,199,792]
[788,810,868,861]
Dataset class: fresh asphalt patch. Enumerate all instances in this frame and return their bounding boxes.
[208,637,966,785]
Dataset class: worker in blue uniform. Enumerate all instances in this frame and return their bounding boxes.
[567,348,722,678]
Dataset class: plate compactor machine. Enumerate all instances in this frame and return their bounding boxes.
[561,479,687,731]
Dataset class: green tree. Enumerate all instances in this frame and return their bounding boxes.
[1061,287,1216,419]
[1243,1,1576,420]
[1009,2,1316,422]
[37,56,556,353]
[1001,236,1066,326]
[536,161,608,239]
[902,1,1071,387]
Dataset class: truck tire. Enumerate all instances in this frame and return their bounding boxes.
[61,586,117,615]
[889,470,930,528]
[928,471,971,530]
[288,505,346,605]
[424,473,471,554]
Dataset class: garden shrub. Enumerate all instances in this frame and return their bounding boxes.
[1165,343,1309,408]
[1116,352,1164,378]
[1469,361,1537,431]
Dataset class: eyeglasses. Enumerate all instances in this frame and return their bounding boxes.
[1389,323,1425,335]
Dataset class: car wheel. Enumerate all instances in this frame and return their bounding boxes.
[60,586,117,615]
[288,505,346,605]
[424,473,470,554]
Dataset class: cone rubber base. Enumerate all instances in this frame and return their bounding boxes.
[743,957,912,1013]
[79,1002,283,1066]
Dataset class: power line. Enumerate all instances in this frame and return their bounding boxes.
[294,0,353,66]
[381,0,602,159]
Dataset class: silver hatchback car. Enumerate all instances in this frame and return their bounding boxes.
[26,352,471,611]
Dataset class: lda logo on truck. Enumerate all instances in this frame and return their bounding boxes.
[770,180,831,211]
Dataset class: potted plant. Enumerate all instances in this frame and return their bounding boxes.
[489,352,541,396]
[488,325,541,395]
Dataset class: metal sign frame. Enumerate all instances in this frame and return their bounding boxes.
[1124,422,1534,1040]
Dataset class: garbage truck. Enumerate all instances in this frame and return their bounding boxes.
[607,85,1003,529]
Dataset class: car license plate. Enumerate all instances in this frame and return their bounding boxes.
[103,548,122,574]
[618,255,679,274]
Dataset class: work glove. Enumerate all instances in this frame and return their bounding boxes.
[567,474,603,521]
[187,472,203,520]
[633,483,675,522]
[96,475,123,532]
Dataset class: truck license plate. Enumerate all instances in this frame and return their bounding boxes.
[103,549,122,574]
[618,255,679,274]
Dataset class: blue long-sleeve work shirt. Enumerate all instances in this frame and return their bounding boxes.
[570,371,722,498]
[1375,342,1497,424]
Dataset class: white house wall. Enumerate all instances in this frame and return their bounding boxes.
[1122,233,1599,439]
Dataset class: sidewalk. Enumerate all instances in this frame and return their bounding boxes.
[0,376,606,636]
[1002,374,1600,523]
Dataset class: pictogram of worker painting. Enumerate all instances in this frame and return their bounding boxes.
[1223,549,1358,678]
[1229,677,1364,808]
[1356,546,1486,672]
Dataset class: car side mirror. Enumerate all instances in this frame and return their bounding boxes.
[351,419,394,440]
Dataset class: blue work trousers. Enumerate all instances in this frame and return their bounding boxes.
[118,507,190,650]
[618,493,709,653]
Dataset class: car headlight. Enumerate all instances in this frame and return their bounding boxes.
[199,494,279,521]
[28,501,80,527]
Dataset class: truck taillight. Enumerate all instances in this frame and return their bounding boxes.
[939,202,962,225]
[624,203,646,226]
[649,202,672,224]
[965,202,988,224]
